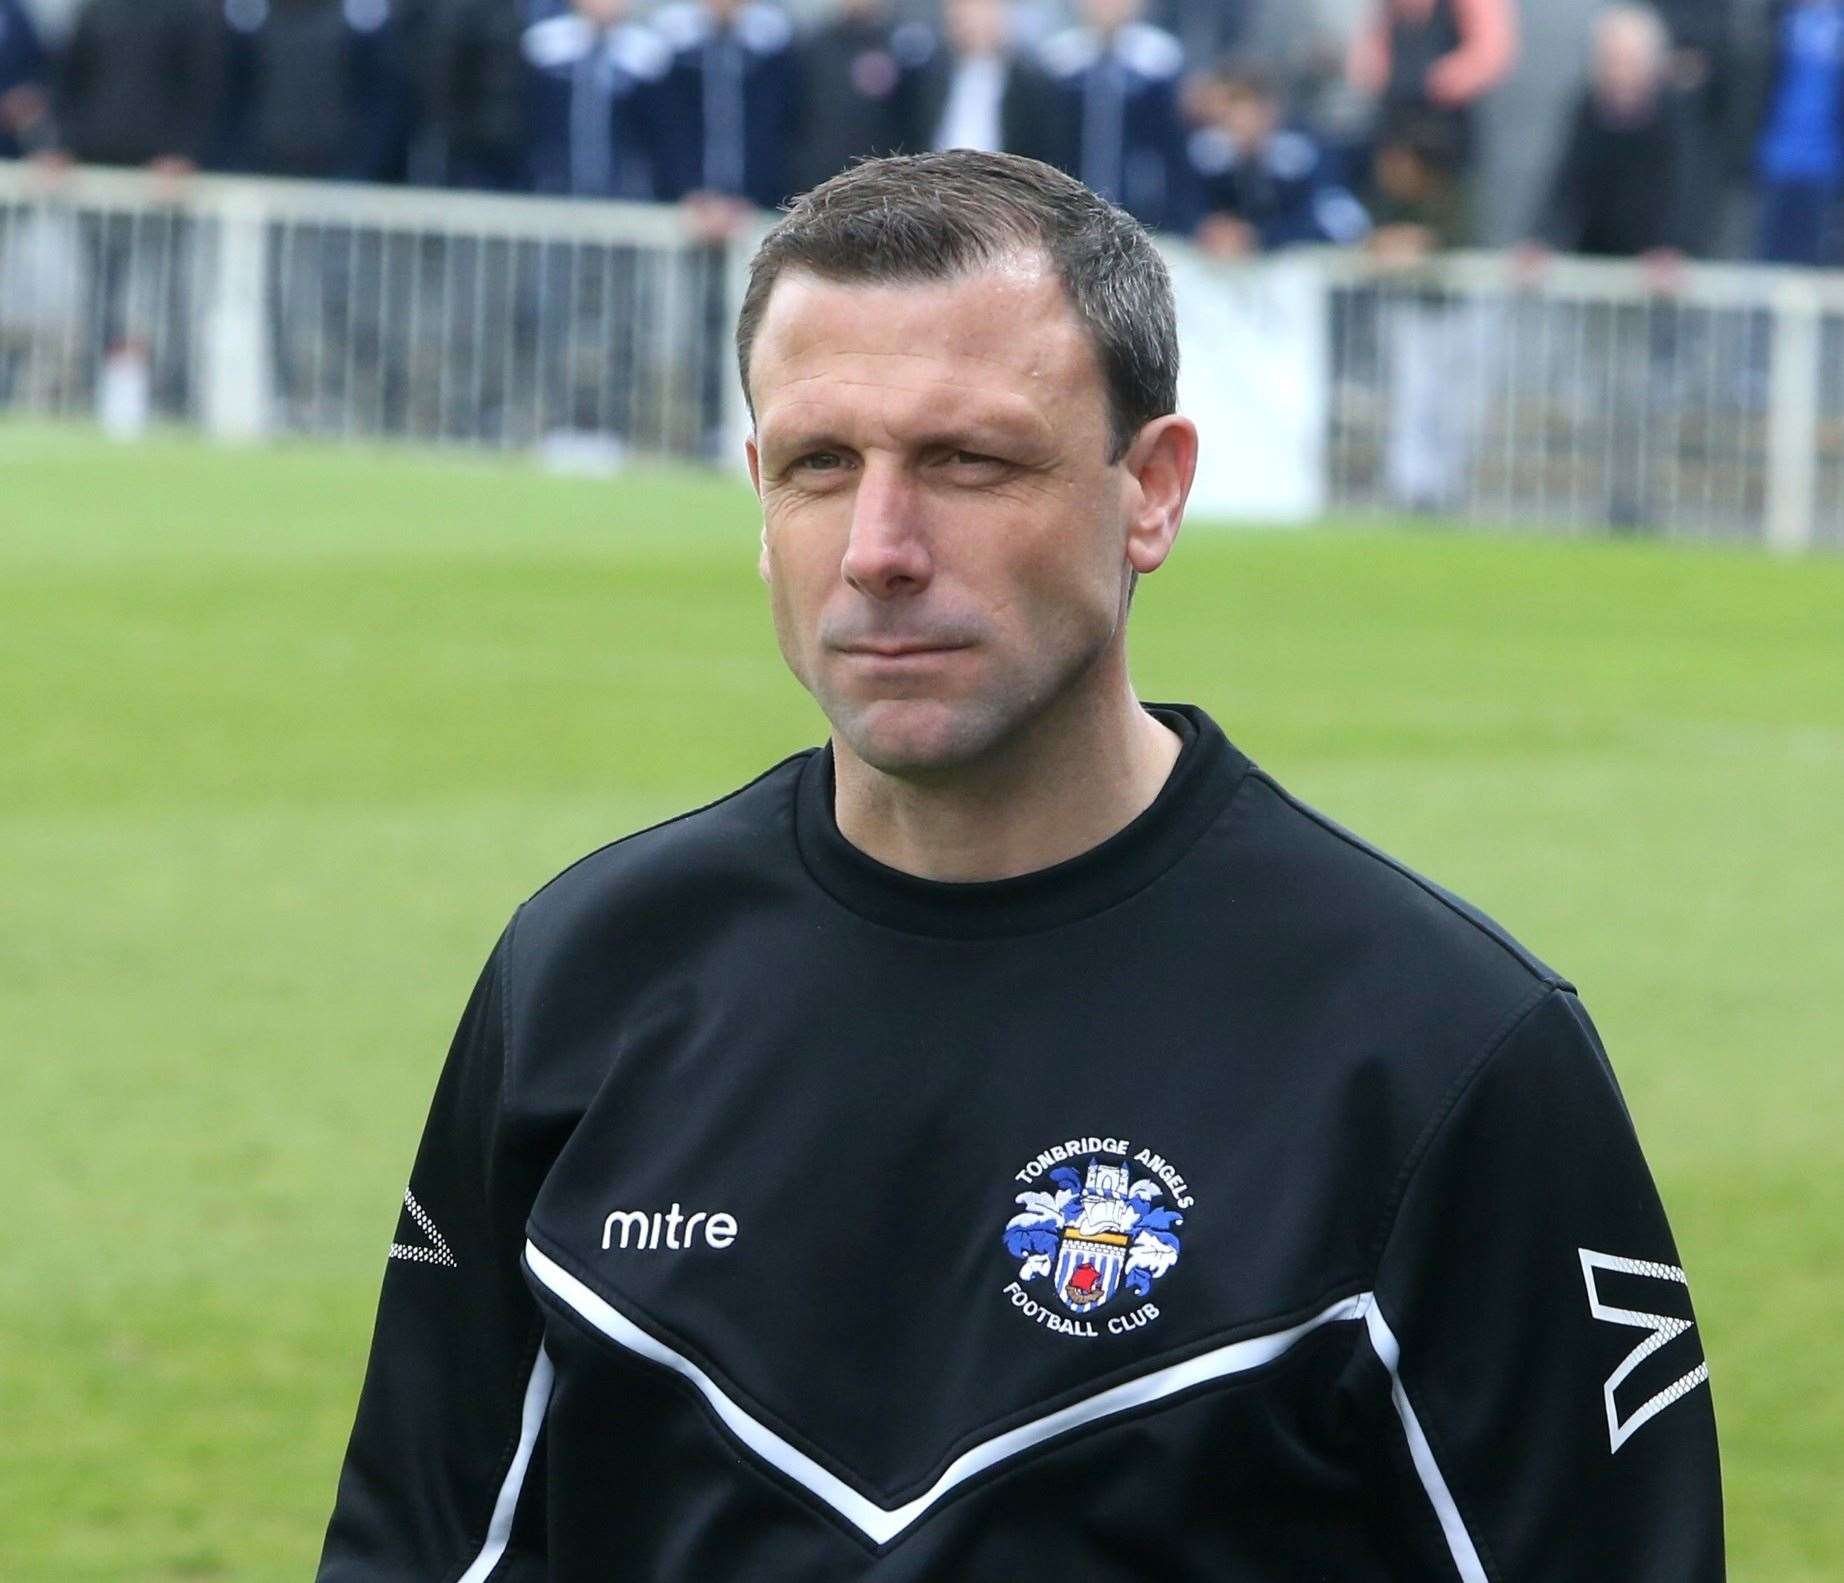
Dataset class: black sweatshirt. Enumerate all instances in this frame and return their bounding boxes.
[316,704,1723,1581]
[54,0,222,168]
[1534,89,1696,257]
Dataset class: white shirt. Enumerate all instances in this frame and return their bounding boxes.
[933,54,1006,153]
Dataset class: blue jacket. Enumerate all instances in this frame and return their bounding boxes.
[521,10,669,198]
[1186,124,1370,250]
[1037,22,1196,233]
[649,1,797,210]
[0,0,43,95]
[0,0,47,157]
[1754,0,1844,185]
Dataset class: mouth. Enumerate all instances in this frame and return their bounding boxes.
[840,642,971,658]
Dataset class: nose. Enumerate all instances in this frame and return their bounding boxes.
[840,460,933,601]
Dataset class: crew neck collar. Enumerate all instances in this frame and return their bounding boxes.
[792,703,1249,939]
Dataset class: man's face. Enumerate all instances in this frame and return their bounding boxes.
[1593,17,1664,112]
[747,259,1153,776]
[944,0,1008,57]
[1222,88,1279,150]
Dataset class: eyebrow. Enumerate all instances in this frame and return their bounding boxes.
[760,416,1045,459]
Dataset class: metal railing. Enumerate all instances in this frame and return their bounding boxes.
[1320,250,1842,552]
[0,162,746,464]
[1,160,1837,550]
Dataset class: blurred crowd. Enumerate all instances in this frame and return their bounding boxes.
[4,0,1844,267]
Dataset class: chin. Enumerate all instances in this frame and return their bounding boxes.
[829,695,1013,777]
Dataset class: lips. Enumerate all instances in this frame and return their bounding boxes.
[840,642,970,658]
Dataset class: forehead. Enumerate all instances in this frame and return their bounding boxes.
[747,260,1106,444]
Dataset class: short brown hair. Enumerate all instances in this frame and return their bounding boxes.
[735,151,1179,462]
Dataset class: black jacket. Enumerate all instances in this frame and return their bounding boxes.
[215,0,405,181]
[317,706,1723,1580]
[418,0,528,189]
[55,0,223,167]
[1534,89,1696,256]
[789,14,933,196]
[909,46,1072,170]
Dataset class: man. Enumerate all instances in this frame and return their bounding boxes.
[417,0,528,191]
[1523,4,1697,529]
[1529,2,1696,266]
[1748,0,1844,264]
[316,150,1724,1578]
[1187,65,1371,258]
[51,0,225,430]
[789,0,933,196]
[1347,0,1518,190]
[1038,0,1197,232]
[915,0,1070,167]
[650,0,798,455]
[216,0,404,181]
[54,0,222,173]
[651,0,797,221]
[1364,109,1487,515]
[518,0,669,198]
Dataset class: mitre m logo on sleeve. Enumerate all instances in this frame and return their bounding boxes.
[1001,1137,1191,1339]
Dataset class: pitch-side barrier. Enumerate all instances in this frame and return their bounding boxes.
[0,160,1835,550]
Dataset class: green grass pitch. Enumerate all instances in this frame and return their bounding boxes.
[1,425,1839,1579]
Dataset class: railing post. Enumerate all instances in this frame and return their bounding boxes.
[718,219,760,472]
[201,188,271,442]
[1765,272,1819,553]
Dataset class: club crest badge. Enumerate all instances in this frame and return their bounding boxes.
[1001,1135,1193,1339]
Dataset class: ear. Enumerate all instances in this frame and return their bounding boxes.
[746,435,772,584]
[1120,414,1198,576]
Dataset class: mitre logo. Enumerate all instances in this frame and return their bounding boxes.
[1001,1137,1191,1339]
[601,1203,738,1252]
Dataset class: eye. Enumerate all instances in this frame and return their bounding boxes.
[794,450,846,473]
[945,450,1011,475]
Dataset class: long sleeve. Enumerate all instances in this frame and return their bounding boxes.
[1358,987,1724,1579]
[0,0,46,97]
[316,920,552,1583]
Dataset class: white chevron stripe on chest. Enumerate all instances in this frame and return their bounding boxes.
[524,1238,1368,1546]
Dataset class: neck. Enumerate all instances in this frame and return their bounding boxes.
[831,668,1184,883]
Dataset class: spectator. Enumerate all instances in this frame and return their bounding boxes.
[651,0,797,457]
[1366,110,1488,513]
[1749,0,1844,264]
[1038,0,1195,231]
[651,0,798,228]
[1530,3,1694,266]
[1526,5,1692,529]
[1346,0,1518,177]
[790,0,932,196]
[915,0,1067,166]
[1187,65,1371,258]
[54,0,223,173]
[420,0,528,190]
[48,0,226,431]
[520,0,669,198]
[216,0,404,182]
[0,0,50,157]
